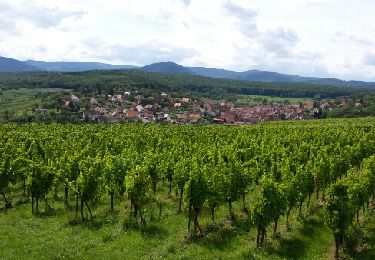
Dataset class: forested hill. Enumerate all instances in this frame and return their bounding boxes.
[0,57,39,72]
[25,60,138,72]
[1,56,375,89]
[0,70,373,99]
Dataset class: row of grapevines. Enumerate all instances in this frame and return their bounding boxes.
[0,119,374,248]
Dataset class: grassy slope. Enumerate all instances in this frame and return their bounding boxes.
[0,183,341,260]
[0,88,69,113]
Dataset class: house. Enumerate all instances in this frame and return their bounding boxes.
[104,102,112,108]
[204,99,216,106]
[176,113,189,123]
[206,107,216,116]
[114,95,124,102]
[213,118,225,124]
[219,112,237,123]
[97,115,108,123]
[127,109,139,120]
[95,107,107,114]
[292,103,301,109]
[82,110,100,120]
[71,95,80,102]
[116,107,124,113]
[182,98,190,103]
[90,97,98,105]
[144,104,154,110]
[107,115,118,123]
[64,100,73,108]
[189,113,201,123]
[111,110,123,119]
[304,102,314,110]
[136,104,144,112]
[144,110,154,120]
[174,103,182,108]
[219,102,234,111]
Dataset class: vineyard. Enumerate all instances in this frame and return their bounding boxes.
[1,119,375,259]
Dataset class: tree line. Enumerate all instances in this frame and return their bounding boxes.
[0,70,372,100]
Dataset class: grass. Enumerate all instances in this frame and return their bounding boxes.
[1,183,359,260]
[355,209,375,259]
[0,88,70,113]
[235,94,312,106]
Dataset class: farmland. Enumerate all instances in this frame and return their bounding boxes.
[0,88,69,113]
[1,119,375,259]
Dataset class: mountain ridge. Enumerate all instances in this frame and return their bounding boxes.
[1,56,375,88]
[25,60,138,72]
[0,56,40,72]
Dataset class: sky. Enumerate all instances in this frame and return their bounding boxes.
[1,0,375,81]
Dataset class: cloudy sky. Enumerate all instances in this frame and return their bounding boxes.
[1,0,375,81]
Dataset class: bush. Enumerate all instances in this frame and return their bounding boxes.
[344,224,364,257]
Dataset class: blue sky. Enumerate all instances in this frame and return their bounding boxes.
[1,0,375,81]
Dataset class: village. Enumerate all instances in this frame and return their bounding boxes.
[62,91,352,124]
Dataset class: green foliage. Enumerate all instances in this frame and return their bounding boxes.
[325,181,355,258]
[326,182,354,234]
[0,145,17,207]
[126,164,152,225]
[0,118,375,254]
[184,158,208,211]
[0,70,371,103]
[103,152,127,210]
[252,178,286,248]
[344,224,364,256]
[78,156,103,203]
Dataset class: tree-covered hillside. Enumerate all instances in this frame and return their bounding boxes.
[0,70,373,100]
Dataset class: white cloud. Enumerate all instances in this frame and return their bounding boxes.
[0,0,85,32]
[0,0,375,81]
[223,1,258,37]
[363,53,375,66]
[260,28,299,58]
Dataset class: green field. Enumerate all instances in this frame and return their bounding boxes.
[0,88,70,112]
[1,185,338,259]
[1,121,375,259]
[2,171,375,259]
[235,95,313,106]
